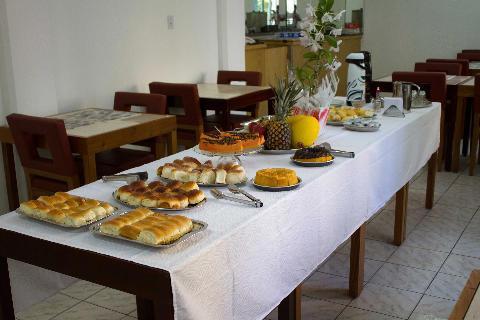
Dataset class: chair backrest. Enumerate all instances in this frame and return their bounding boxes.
[217,70,262,86]
[426,59,470,76]
[113,92,167,114]
[457,52,480,62]
[414,62,462,76]
[463,50,480,53]
[149,82,202,126]
[6,113,77,176]
[392,72,447,107]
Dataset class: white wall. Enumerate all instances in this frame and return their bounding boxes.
[218,0,246,71]
[363,0,480,78]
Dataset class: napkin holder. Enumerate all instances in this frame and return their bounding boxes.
[383,97,405,118]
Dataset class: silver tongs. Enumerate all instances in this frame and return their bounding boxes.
[211,187,263,208]
[102,171,149,184]
[319,142,355,158]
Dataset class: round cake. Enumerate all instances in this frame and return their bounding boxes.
[293,146,333,163]
[254,168,298,187]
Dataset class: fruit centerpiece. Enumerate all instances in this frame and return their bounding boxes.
[293,0,345,132]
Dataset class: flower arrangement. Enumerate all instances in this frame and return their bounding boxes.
[296,0,345,96]
[290,0,344,131]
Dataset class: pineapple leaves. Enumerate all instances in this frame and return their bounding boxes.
[272,78,303,120]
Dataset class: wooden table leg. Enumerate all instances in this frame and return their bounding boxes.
[349,224,366,298]
[81,153,97,184]
[394,183,409,246]
[166,130,177,156]
[469,112,480,176]
[278,285,302,320]
[136,296,174,320]
[1,143,19,211]
[452,97,465,172]
[0,257,15,320]
[268,98,274,115]
[426,152,438,209]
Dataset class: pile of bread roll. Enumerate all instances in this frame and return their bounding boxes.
[19,192,116,227]
[157,157,246,185]
[114,180,205,209]
[99,208,193,245]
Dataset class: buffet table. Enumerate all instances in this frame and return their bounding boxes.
[0,103,440,320]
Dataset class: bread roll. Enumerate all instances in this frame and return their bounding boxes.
[199,169,216,184]
[173,169,191,182]
[179,181,199,192]
[215,169,227,184]
[185,189,206,204]
[226,168,246,184]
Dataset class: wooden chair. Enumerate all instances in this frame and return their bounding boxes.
[392,72,447,169]
[414,62,462,75]
[95,92,165,176]
[6,113,82,199]
[457,52,480,61]
[149,82,203,148]
[205,70,262,130]
[426,59,470,76]
[469,75,480,175]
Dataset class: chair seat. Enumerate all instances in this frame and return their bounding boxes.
[96,147,155,176]
[204,114,254,131]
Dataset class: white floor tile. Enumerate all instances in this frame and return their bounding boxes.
[387,246,448,272]
[409,295,455,320]
[425,272,468,301]
[16,293,79,320]
[369,263,436,294]
[86,288,136,315]
[61,280,104,300]
[349,283,422,319]
[52,302,125,320]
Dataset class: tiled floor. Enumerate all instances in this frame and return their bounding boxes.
[15,159,480,320]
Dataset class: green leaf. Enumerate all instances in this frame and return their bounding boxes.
[303,51,317,60]
[325,35,338,47]
[324,0,334,12]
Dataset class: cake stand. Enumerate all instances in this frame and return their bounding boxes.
[193,145,262,165]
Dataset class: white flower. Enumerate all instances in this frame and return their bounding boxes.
[334,10,346,21]
[305,4,315,17]
[310,41,322,52]
[321,13,333,23]
[336,39,343,47]
[314,32,325,42]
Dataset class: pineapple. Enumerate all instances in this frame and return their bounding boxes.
[265,78,302,150]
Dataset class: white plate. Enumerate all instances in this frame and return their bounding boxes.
[344,123,380,132]
[251,177,302,192]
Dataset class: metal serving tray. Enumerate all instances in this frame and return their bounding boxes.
[90,213,208,248]
[112,192,207,212]
[16,207,117,228]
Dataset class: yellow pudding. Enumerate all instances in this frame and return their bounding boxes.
[254,168,298,187]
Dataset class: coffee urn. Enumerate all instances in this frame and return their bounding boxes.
[346,51,372,105]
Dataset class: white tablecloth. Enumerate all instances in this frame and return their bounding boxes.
[0,104,441,320]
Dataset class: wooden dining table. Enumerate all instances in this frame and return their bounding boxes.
[469,62,480,76]
[0,108,177,211]
[197,83,275,128]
